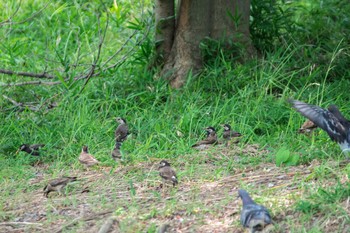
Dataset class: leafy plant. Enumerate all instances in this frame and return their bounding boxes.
[275,147,300,166]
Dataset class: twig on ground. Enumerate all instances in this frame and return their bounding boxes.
[3,93,61,111]
[54,210,113,233]
[0,69,55,79]
[98,216,120,233]
[0,221,42,226]
[2,95,39,111]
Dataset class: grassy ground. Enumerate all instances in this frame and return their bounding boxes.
[1,60,350,232]
[1,0,350,232]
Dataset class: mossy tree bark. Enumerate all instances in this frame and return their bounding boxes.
[155,0,254,88]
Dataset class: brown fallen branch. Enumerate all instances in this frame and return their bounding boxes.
[53,210,113,233]
[3,95,39,111]
[0,69,55,79]
[3,93,60,111]
[1,80,62,87]
[0,221,43,226]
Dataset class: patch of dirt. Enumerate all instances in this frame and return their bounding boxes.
[1,145,349,232]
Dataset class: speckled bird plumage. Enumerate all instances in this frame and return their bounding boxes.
[159,160,178,187]
[290,99,350,156]
[43,176,77,197]
[192,127,218,149]
[238,189,272,233]
[79,146,99,167]
[111,142,122,161]
[222,124,242,145]
[298,119,318,134]
[115,117,128,143]
[19,144,45,156]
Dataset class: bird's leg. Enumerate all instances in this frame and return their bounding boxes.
[57,187,63,196]
[57,186,66,197]
[162,180,166,197]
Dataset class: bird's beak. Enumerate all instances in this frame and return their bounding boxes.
[15,148,20,154]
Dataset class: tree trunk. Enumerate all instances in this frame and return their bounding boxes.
[155,0,175,63]
[156,0,254,88]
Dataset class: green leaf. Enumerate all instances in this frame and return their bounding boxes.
[275,147,290,167]
[288,154,300,166]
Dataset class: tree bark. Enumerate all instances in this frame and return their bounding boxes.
[157,0,254,88]
[155,0,175,63]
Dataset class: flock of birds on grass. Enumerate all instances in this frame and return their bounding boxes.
[16,99,350,232]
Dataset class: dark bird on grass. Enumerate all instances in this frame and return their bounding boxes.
[289,99,350,158]
[115,117,128,142]
[192,126,218,149]
[221,124,242,145]
[43,176,77,198]
[238,189,272,233]
[79,146,99,167]
[18,144,45,156]
[298,119,318,134]
[159,160,178,187]
[157,223,170,233]
[111,142,122,161]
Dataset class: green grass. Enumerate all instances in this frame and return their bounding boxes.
[1,0,350,232]
[1,53,349,231]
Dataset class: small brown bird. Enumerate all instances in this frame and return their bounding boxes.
[111,142,122,161]
[298,119,318,134]
[43,176,77,197]
[221,124,242,146]
[192,126,218,149]
[79,146,99,167]
[115,117,128,142]
[18,144,45,156]
[159,160,178,187]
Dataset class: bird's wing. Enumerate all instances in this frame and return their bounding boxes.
[49,178,70,187]
[223,131,231,139]
[192,135,217,146]
[241,204,271,227]
[159,167,174,180]
[159,170,170,180]
[328,105,350,128]
[230,131,242,138]
[290,99,347,142]
[115,126,128,141]
[31,144,45,150]
[79,153,99,164]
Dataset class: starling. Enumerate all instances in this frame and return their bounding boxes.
[111,142,122,161]
[192,126,218,149]
[115,117,128,142]
[221,124,242,146]
[79,146,99,167]
[159,160,178,187]
[298,119,318,134]
[18,144,45,156]
[289,99,350,157]
[43,176,77,197]
[238,189,272,233]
